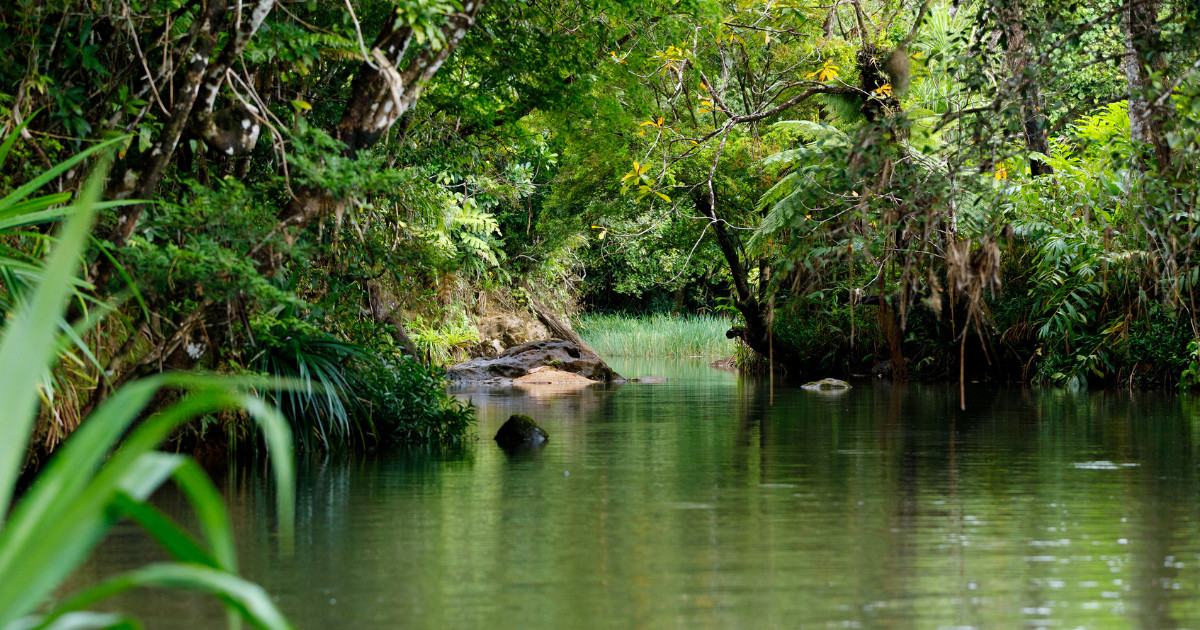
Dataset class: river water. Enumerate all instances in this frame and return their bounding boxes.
[68,359,1200,629]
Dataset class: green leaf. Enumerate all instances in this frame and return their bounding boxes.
[0,155,108,520]
[8,611,142,630]
[36,564,294,630]
[0,136,126,213]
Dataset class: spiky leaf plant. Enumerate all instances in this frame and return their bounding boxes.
[0,151,295,630]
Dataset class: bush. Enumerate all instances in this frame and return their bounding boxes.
[354,356,475,445]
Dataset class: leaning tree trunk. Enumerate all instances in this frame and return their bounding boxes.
[367,281,422,361]
[519,281,597,353]
[107,0,275,247]
[278,0,486,229]
[695,192,813,372]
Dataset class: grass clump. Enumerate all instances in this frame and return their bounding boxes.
[577,313,735,358]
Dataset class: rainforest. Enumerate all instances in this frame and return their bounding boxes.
[1,0,1199,627]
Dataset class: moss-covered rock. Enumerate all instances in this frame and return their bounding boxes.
[494,414,549,449]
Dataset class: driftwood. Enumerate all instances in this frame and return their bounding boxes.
[519,281,594,353]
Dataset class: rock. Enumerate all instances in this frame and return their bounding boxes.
[447,339,622,386]
[630,377,668,383]
[802,378,852,391]
[495,414,549,449]
[475,314,549,356]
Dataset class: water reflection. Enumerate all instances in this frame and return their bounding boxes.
[64,362,1200,629]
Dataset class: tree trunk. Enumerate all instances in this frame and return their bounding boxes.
[108,0,229,247]
[999,3,1054,177]
[278,0,486,229]
[876,298,909,382]
[1124,0,1171,172]
[106,0,277,247]
[519,281,594,352]
[367,281,422,361]
[696,191,812,372]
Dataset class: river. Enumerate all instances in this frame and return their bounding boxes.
[67,359,1200,628]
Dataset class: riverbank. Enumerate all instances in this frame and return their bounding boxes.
[567,306,1198,391]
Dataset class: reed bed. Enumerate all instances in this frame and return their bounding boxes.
[577,313,736,358]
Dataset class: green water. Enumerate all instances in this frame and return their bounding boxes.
[68,360,1200,628]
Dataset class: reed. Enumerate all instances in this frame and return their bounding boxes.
[577,313,735,358]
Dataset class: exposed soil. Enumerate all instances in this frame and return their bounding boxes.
[513,366,598,384]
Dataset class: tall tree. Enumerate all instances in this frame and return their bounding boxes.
[1123,0,1172,172]
[997,2,1054,177]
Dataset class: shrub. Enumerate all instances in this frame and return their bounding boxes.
[354,355,475,445]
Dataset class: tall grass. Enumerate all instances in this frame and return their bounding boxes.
[577,313,736,358]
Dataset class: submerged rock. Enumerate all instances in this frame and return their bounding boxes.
[447,339,622,386]
[494,414,549,449]
[802,378,852,391]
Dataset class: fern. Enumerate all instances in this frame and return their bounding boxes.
[772,120,851,146]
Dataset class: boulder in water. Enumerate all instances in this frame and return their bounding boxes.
[802,378,852,391]
[495,414,549,449]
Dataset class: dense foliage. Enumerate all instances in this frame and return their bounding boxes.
[1,0,1198,470]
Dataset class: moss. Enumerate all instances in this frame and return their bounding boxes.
[494,414,549,449]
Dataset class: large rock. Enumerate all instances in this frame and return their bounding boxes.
[474,314,549,357]
[447,339,622,386]
[494,414,549,449]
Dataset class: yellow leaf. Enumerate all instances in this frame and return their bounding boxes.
[655,191,671,202]
[598,228,607,239]
[807,59,841,82]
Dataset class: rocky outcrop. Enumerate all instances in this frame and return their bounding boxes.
[474,313,549,357]
[494,414,549,449]
[447,339,622,386]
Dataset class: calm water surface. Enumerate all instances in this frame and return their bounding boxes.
[69,359,1200,629]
